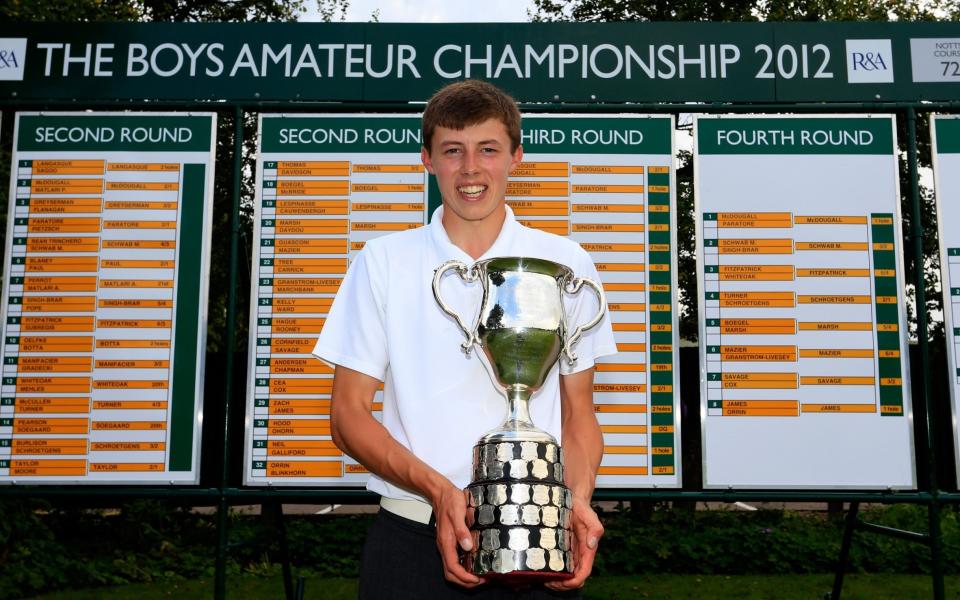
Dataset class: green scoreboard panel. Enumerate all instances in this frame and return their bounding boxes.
[695,114,915,489]
[0,112,215,484]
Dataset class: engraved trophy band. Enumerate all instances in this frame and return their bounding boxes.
[432,256,606,582]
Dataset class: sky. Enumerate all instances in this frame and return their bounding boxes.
[303,0,538,23]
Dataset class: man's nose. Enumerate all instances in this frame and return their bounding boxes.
[461,149,479,174]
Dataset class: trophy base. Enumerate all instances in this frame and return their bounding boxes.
[465,438,574,580]
[481,567,574,585]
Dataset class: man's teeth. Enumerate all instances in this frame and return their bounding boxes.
[458,185,486,196]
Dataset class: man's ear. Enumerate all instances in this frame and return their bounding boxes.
[421,146,435,174]
[509,144,524,173]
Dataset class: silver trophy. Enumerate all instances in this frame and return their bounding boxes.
[432,256,606,582]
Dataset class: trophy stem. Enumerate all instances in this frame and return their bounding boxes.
[503,386,541,434]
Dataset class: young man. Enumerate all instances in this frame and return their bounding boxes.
[313,80,617,598]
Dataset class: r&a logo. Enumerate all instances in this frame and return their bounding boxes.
[0,38,27,81]
[846,39,894,84]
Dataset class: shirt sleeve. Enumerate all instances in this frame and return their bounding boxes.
[559,250,618,375]
[312,248,389,381]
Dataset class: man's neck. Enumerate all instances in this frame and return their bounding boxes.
[441,206,506,260]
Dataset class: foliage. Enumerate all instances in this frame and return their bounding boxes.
[530,0,957,22]
[3,500,960,599]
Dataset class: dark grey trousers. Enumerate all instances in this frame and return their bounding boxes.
[358,509,583,600]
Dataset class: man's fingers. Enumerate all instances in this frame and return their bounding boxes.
[437,527,482,587]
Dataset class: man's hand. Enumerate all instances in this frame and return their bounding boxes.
[545,495,604,591]
[432,484,484,588]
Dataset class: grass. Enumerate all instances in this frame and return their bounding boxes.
[28,574,960,599]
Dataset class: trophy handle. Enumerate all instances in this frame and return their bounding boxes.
[561,276,607,364]
[432,260,481,354]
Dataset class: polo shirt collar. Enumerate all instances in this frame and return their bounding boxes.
[429,204,520,263]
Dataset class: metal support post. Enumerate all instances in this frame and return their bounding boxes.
[907,107,945,600]
[829,502,860,600]
[214,106,245,600]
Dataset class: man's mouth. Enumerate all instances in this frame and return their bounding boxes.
[457,184,487,199]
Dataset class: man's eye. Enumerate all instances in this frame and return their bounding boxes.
[481,147,498,154]
[445,148,461,155]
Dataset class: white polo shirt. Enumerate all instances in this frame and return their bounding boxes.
[313,205,617,502]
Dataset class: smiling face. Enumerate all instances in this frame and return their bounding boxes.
[422,118,523,236]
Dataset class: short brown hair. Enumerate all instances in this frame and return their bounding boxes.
[422,80,521,155]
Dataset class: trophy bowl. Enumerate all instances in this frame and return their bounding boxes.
[433,256,606,583]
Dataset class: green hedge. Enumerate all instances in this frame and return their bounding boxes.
[2,500,959,599]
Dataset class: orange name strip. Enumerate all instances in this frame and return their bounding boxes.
[101,240,175,249]
[573,203,645,213]
[25,256,99,273]
[598,466,648,476]
[19,335,93,352]
[506,181,570,196]
[34,160,105,174]
[802,404,877,413]
[352,164,423,173]
[795,242,868,251]
[272,278,342,294]
[277,180,350,195]
[95,339,171,348]
[28,198,102,214]
[12,439,88,454]
[718,265,794,281]
[572,165,644,174]
[798,322,873,331]
[93,380,169,390]
[92,421,167,430]
[275,199,348,215]
[351,183,424,193]
[92,401,168,410]
[794,215,868,225]
[600,425,648,434]
[27,217,101,233]
[89,463,166,472]
[799,349,875,358]
[572,184,643,194]
[719,346,797,361]
[270,358,333,375]
[266,461,343,477]
[275,238,349,254]
[27,237,99,252]
[90,442,167,450]
[10,459,87,476]
[17,356,92,373]
[266,419,331,435]
[581,243,645,253]
[717,212,792,228]
[107,162,180,172]
[105,182,178,191]
[14,418,89,434]
[797,268,869,277]
[96,319,171,328]
[573,223,644,233]
[718,319,796,335]
[800,376,875,385]
[717,239,793,254]
[104,201,178,210]
[31,179,103,194]
[269,399,332,415]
